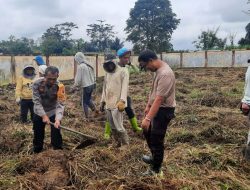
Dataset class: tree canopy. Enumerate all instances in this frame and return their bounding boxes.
[125,0,180,53]
[86,20,123,52]
[41,22,78,56]
[0,35,34,55]
[238,23,250,47]
[193,27,227,50]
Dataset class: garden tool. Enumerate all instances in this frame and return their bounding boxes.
[50,122,97,149]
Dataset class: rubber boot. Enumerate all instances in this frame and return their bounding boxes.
[120,131,129,145]
[104,121,111,140]
[130,117,142,133]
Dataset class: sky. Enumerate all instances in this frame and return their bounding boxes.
[0,0,249,50]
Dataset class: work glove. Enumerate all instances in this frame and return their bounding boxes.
[16,97,21,104]
[116,100,126,112]
[100,102,106,112]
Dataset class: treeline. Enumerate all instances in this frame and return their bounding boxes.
[0,0,249,56]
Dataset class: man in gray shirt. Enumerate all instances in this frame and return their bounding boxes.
[71,52,98,119]
[32,66,65,153]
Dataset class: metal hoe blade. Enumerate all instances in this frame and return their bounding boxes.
[50,122,97,149]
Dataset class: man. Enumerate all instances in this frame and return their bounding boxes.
[32,66,66,153]
[34,55,45,66]
[138,49,176,177]
[34,55,47,77]
[70,52,98,119]
[38,65,47,78]
[100,54,129,148]
[15,65,36,123]
[103,48,142,140]
[241,59,250,160]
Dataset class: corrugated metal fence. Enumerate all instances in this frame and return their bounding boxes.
[0,50,250,85]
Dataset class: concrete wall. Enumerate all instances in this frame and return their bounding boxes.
[0,50,250,85]
[0,56,12,85]
[207,51,232,67]
[49,56,74,80]
[162,53,180,68]
[235,50,250,67]
[162,50,250,68]
[183,52,205,67]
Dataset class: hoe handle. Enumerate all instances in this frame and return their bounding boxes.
[50,122,97,141]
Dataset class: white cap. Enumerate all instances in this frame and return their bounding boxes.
[38,65,47,75]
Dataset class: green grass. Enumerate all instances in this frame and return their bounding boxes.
[189,89,204,99]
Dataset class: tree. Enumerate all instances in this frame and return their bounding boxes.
[0,35,33,55]
[193,27,227,50]
[110,37,124,51]
[73,38,86,52]
[86,20,116,52]
[125,0,180,53]
[41,22,78,56]
[238,23,250,46]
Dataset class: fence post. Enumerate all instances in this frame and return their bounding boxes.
[10,55,16,84]
[232,50,235,67]
[180,52,183,68]
[204,51,208,67]
[96,54,99,78]
[46,55,50,66]
[160,52,163,60]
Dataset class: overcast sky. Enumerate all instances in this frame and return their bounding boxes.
[0,0,249,50]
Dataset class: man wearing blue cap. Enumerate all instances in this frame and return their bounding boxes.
[34,55,45,66]
[34,56,47,77]
[103,47,142,140]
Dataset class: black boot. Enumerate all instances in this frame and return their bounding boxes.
[142,155,153,165]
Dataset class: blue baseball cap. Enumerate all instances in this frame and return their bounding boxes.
[117,47,131,58]
[34,55,45,65]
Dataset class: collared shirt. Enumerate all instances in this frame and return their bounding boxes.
[32,78,65,120]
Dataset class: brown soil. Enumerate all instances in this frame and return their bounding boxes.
[0,68,250,190]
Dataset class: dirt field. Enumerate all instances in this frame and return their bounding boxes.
[0,67,250,190]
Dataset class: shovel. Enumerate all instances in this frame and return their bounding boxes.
[50,122,97,149]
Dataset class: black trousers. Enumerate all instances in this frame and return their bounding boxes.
[125,96,135,119]
[143,107,175,172]
[33,114,62,153]
[20,99,34,123]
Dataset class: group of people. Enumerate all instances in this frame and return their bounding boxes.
[14,48,250,178]
[71,48,176,176]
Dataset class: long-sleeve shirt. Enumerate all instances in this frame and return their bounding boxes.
[73,63,95,88]
[101,66,129,109]
[32,78,65,120]
[15,76,34,99]
[126,64,140,74]
[242,66,250,105]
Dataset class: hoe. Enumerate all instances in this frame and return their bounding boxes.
[50,122,97,149]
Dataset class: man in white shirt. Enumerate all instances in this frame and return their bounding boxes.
[241,59,250,160]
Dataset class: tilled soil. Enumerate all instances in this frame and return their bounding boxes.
[0,68,250,190]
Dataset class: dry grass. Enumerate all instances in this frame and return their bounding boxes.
[0,68,249,190]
